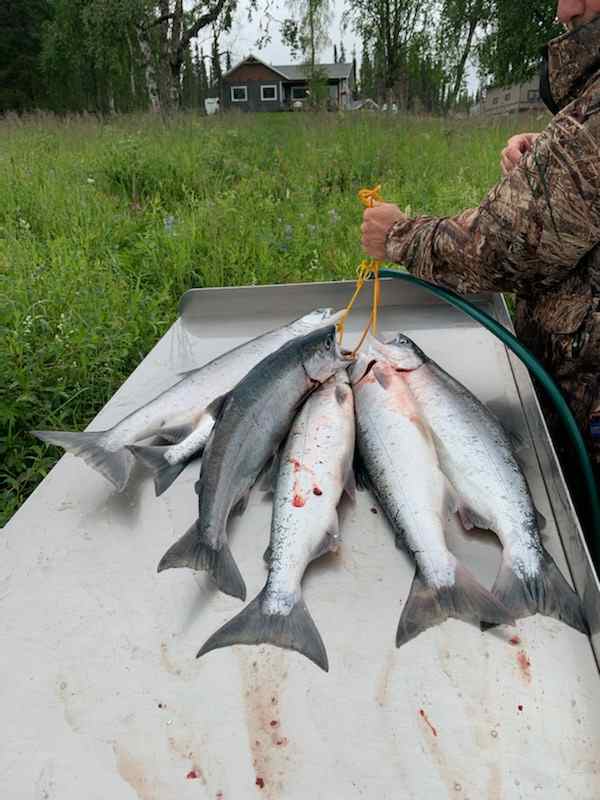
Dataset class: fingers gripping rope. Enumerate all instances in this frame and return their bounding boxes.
[336,185,383,354]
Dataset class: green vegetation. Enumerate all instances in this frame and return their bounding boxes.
[0,110,544,524]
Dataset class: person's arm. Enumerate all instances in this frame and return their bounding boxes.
[372,88,600,296]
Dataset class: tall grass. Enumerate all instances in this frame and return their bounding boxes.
[0,110,545,523]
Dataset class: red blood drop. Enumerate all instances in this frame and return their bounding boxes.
[292,495,305,508]
[186,770,200,780]
[518,704,524,712]
[509,636,521,646]
[370,507,378,515]
[256,777,265,789]
[313,487,323,496]
[270,720,279,727]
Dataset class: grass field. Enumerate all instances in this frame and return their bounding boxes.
[0,110,546,524]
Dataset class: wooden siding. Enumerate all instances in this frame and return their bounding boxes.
[224,62,283,83]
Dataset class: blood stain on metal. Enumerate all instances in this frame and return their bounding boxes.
[370,507,378,515]
[239,649,290,798]
[517,651,532,682]
[376,649,396,707]
[509,636,521,646]
[113,742,167,800]
[187,769,201,780]
[256,777,265,789]
[216,792,224,799]
[160,641,182,677]
[292,495,305,508]
[419,708,438,737]
[313,487,323,496]
[518,705,524,712]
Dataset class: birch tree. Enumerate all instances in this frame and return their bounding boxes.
[345,0,433,107]
[439,0,490,109]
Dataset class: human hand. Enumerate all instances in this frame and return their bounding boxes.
[361,201,406,260]
[501,133,540,176]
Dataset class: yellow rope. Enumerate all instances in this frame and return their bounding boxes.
[336,185,384,354]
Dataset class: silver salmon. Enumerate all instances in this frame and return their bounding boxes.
[351,352,514,646]
[197,371,356,671]
[33,309,341,492]
[157,327,353,601]
[369,333,587,634]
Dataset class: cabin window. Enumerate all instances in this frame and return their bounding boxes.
[261,85,277,101]
[291,86,308,100]
[231,86,248,102]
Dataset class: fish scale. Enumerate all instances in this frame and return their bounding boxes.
[351,351,516,647]
[197,370,356,671]
[368,332,588,635]
[157,326,353,607]
[33,308,342,493]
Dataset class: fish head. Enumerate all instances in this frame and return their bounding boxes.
[302,326,355,383]
[366,332,427,371]
[290,308,346,335]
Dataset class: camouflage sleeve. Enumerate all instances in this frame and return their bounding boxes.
[385,84,600,295]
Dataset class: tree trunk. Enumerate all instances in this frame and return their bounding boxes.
[447,15,478,110]
[136,25,161,113]
[126,28,137,104]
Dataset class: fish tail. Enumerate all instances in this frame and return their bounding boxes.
[127,444,186,496]
[157,524,246,601]
[197,588,329,672]
[488,548,588,634]
[32,429,133,491]
[396,564,515,648]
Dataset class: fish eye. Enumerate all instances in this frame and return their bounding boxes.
[325,336,333,350]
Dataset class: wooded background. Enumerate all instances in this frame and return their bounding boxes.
[2,0,560,115]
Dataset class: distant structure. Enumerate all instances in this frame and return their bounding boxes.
[221,55,355,112]
[476,76,546,116]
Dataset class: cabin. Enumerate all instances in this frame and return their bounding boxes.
[221,55,355,112]
[478,77,546,116]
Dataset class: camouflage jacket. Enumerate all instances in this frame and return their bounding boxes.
[385,18,600,469]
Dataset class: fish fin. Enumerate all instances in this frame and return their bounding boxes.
[372,364,393,390]
[157,525,246,600]
[486,548,587,634]
[263,544,273,564]
[32,430,133,491]
[335,384,351,405]
[258,451,280,492]
[312,517,341,559]
[233,491,250,516]
[352,448,370,491]
[157,423,195,444]
[197,588,329,672]
[396,564,515,648]
[458,504,492,532]
[344,469,357,502]
[127,444,187,496]
[205,393,229,421]
[536,506,547,532]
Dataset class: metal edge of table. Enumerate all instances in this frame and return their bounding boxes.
[180,281,600,666]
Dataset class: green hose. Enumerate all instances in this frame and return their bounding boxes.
[379,268,600,561]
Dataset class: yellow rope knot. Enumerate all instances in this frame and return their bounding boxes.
[336,185,384,354]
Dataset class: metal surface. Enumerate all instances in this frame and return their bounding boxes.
[3,280,600,800]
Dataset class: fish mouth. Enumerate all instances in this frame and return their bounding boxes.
[310,307,346,324]
[327,308,348,326]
